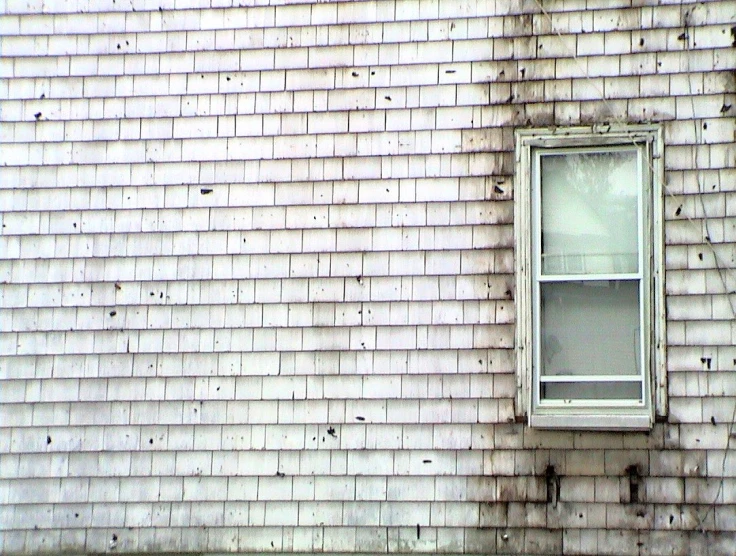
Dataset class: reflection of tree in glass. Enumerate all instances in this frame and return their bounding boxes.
[562,151,635,203]
[542,150,639,273]
[569,152,637,244]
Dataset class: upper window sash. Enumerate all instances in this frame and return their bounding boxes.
[533,145,644,281]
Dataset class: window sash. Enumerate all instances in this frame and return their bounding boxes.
[531,146,648,409]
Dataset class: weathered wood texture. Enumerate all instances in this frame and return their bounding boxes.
[0,0,734,554]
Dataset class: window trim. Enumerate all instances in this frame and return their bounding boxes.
[514,125,666,430]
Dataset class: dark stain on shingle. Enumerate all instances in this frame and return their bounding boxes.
[626,465,641,503]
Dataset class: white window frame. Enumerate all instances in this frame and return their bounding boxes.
[514,125,666,430]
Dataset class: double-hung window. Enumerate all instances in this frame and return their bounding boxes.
[515,126,665,430]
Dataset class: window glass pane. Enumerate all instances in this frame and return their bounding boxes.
[542,381,642,401]
[540,150,639,275]
[539,281,640,378]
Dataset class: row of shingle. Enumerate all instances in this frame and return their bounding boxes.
[0,326,514,359]
[5,475,732,507]
[3,106,733,145]
[0,348,510,380]
[0,201,512,231]
[2,298,509,328]
[2,72,728,122]
[5,1,725,34]
[0,372,507,404]
[1,138,731,170]
[0,443,728,480]
[3,524,733,556]
[4,26,732,78]
[2,54,727,101]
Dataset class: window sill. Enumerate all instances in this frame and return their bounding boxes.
[529,412,653,431]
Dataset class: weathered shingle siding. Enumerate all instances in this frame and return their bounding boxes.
[1,0,734,554]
